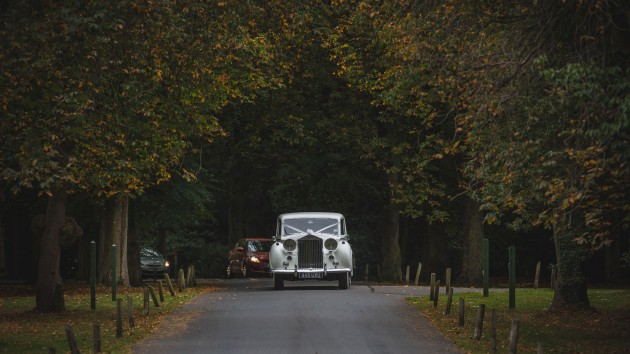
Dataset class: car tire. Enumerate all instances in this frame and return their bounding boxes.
[273,274,284,290]
[339,272,350,290]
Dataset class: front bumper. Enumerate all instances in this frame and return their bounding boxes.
[271,267,351,281]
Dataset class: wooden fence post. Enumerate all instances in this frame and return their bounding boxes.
[65,326,79,354]
[490,309,497,353]
[458,298,465,327]
[405,265,410,284]
[178,269,186,292]
[429,273,436,301]
[164,273,176,296]
[509,320,520,354]
[126,295,135,328]
[473,304,486,340]
[116,298,123,338]
[444,287,453,315]
[147,285,160,307]
[433,280,440,307]
[143,287,149,316]
[186,266,192,286]
[414,262,422,286]
[93,322,101,353]
[158,280,165,302]
[445,267,452,295]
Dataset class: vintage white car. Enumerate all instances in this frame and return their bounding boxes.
[269,212,353,290]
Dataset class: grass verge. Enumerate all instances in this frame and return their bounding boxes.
[407,288,630,353]
[0,280,218,353]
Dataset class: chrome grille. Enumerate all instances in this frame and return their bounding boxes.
[298,237,323,269]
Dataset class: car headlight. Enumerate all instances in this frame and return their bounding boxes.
[324,238,338,251]
[283,239,297,251]
[164,261,170,268]
[249,256,260,263]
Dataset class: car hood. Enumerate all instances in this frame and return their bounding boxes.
[249,251,269,260]
[141,256,164,264]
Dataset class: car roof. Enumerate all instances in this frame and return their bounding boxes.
[239,237,273,241]
[278,212,344,221]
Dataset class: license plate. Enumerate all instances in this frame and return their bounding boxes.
[299,272,323,279]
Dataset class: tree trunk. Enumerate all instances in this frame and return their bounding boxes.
[457,197,484,286]
[127,201,142,287]
[380,198,402,282]
[604,216,622,283]
[35,188,66,312]
[551,222,590,310]
[97,195,130,286]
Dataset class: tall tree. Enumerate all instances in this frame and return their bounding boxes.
[1,0,284,309]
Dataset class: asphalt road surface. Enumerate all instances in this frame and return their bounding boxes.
[133,278,462,354]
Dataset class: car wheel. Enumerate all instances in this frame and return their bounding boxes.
[273,274,284,290]
[339,272,350,290]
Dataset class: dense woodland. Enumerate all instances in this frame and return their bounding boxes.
[1,0,629,312]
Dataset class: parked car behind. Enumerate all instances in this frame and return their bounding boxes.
[227,238,273,278]
[269,212,353,290]
[140,247,170,279]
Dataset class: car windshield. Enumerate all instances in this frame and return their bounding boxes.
[283,218,339,236]
[140,248,162,257]
[247,240,273,252]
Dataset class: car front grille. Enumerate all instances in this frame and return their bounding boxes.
[298,237,323,269]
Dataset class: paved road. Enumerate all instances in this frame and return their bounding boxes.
[133,278,462,354]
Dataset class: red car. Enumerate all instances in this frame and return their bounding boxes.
[227,238,273,278]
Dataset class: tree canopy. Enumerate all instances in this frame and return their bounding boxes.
[1,0,628,312]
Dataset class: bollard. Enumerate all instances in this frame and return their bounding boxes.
[116,298,123,338]
[126,295,135,328]
[458,298,465,327]
[65,326,79,354]
[143,287,149,316]
[178,269,186,292]
[444,287,453,315]
[414,262,422,286]
[433,280,440,307]
[509,319,520,353]
[111,244,117,301]
[429,273,436,301]
[147,285,160,307]
[490,309,497,353]
[445,267,452,295]
[509,246,516,309]
[93,322,101,353]
[158,280,165,302]
[90,241,96,310]
[483,238,489,297]
[473,304,486,340]
[164,273,176,296]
